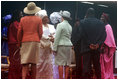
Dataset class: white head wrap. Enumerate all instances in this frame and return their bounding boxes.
[49,12,62,25]
[35,10,47,19]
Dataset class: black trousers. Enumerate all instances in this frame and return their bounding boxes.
[74,45,82,79]
[82,50,101,79]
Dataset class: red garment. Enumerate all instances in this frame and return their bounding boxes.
[8,44,22,79]
[8,21,19,44]
[100,24,116,79]
[8,21,22,79]
[17,16,43,44]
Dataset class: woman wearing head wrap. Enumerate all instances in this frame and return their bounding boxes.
[50,12,62,29]
[17,2,42,79]
[49,12,62,79]
[100,13,116,79]
[7,10,23,79]
[35,10,56,79]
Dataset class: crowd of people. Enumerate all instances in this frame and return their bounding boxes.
[2,2,116,79]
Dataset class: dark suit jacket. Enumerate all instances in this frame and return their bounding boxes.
[71,17,106,54]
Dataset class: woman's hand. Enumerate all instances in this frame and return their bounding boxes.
[49,35,54,42]
[53,51,57,56]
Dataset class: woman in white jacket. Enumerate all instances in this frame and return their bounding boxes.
[35,10,56,79]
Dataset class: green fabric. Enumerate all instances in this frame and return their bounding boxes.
[55,46,72,66]
[53,20,73,51]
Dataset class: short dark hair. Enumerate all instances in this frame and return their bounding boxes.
[11,10,21,22]
[86,8,95,17]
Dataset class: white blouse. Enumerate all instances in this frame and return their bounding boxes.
[42,24,56,39]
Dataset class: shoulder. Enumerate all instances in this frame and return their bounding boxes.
[57,21,67,27]
[21,16,41,20]
[13,21,19,25]
[105,24,112,29]
[97,19,105,26]
[20,17,25,21]
[57,22,62,26]
[35,16,42,20]
[92,18,103,24]
[20,16,28,22]
[21,16,29,20]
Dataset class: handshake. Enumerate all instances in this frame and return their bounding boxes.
[48,33,55,43]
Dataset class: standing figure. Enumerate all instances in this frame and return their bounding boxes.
[100,13,116,79]
[8,10,23,79]
[35,10,56,79]
[71,18,82,79]
[50,12,62,79]
[50,12,62,29]
[53,11,73,79]
[17,2,42,79]
[2,14,12,58]
[2,25,9,57]
[72,8,106,79]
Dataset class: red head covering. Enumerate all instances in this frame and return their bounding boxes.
[102,13,109,22]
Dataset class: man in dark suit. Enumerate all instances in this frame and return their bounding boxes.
[72,8,106,79]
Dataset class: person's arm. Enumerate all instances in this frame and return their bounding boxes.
[71,24,82,46]
[53,24,62,51]
[17,21,23,47]
[51,25,56,38]
[12,21,19,40]
[49,25,56,42]
[38,19,43,39]
[98,23,106,45]
[2,27,8,41]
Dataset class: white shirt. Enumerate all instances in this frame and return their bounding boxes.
[42,24,56,39]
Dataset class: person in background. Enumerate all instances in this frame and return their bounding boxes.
[71,18,83,79]
[7,10,23,79]
[50,12,62,29]
[100,13,116,79]
[17,2,42,79]
[1,14,11,59]
[50,11,62,79]
[35,10,56,79]
[74,18,80,27]
[72,8,106,79]
[53,11,73,79]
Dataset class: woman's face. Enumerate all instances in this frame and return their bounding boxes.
[42,16,49,24]
[100,15,105,23]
